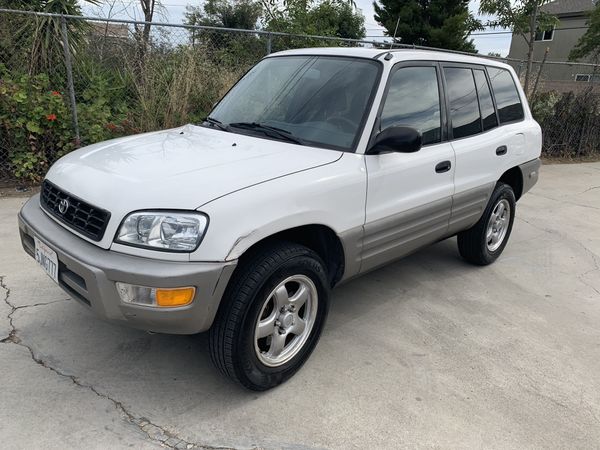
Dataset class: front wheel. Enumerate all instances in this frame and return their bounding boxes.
[457,182,516,265]
[209,241,329,391]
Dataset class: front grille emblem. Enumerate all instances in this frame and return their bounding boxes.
[58,198,70,215]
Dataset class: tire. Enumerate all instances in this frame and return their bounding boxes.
[457,182,516,266]
[209,241,330,391]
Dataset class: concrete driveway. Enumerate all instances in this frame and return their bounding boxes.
[1,162,600,449]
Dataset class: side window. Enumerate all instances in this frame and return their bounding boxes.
[487,67,524,123]
[535,27,554,41]
[473,69,498,131]
[380,66,442,145]
[444,67,482,139]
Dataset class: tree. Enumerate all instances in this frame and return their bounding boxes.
[479,0,557,96]
[134,0,158,63]
[570,4,600,61]
[373,0,481,52]
[184,0,263,55]
[266,0,365,39]
[0,0,98,74]
[184,0,263,29]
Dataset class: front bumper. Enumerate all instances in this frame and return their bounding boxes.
[18,195,236,334]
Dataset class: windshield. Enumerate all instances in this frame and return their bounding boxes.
[207,56,381,151]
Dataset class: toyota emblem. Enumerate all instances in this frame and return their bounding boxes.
[58,198,70,215]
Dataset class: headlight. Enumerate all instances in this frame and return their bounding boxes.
[115,211,208,252]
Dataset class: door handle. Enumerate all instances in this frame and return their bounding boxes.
[496,145,507,156]
[435,161,451,173]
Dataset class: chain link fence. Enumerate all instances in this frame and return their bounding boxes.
[1,8,599,183]
[0,8,408,183]
[508,59,600,159]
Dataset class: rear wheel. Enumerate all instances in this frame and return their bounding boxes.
[209,241,329,391]
[457,182,516,265]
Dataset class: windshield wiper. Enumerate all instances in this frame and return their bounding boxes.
[202,116,229,131]
[228,122,306,145]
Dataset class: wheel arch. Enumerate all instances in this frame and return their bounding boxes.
[499,166,524,201]
[234,224,346,288]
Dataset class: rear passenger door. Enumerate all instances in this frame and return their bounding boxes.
[362,62,455,273]
[443,64,526,235]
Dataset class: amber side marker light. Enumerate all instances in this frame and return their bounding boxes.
[156,287,196,307]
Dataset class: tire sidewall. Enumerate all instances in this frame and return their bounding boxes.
[483,184,516,262]
[235,253,329,389]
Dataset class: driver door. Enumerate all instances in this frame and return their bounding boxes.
[361,62,455,273]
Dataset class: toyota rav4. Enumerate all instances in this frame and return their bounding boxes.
[19,48,541,390]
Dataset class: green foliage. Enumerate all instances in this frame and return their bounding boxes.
[184,0,265,58]
[77,75,135,143]
[185,0,263,29]
[570,4,600,61]
[0,68,75,182]
[1,0,99,74]
[267,0,365,40]
[373,0,480,52]
[0,66,132,181]
[532,90,600,158]
[479,0,557,35]
[479,0,557,95]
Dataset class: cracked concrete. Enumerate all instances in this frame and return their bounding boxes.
[0,201,220,450]
[2,304,199,449]
[0,280,210,448]
[0,276,12,341]
[1,162,600,449]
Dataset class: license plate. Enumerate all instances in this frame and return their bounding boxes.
[34,237,59,284]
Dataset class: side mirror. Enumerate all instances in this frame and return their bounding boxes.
[367,126,422,155]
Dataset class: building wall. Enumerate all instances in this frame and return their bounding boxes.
[507,16,594,85]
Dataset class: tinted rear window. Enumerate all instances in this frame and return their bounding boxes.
[487,67,524,123]
[444,67,482,139]
[473,69,498,131]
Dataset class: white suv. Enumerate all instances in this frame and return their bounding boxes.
[19,48,541,390]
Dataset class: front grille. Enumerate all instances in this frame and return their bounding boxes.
[40,180,111,241]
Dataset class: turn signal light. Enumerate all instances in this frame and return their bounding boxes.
[156,287,196,307]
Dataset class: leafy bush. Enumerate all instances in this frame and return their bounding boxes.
[532,89,600,158]
[0,66,133,181]
[0,70,75,182]
[77,74,137,143]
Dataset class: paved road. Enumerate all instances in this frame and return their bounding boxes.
[1,162,600,449]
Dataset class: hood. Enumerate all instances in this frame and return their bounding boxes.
[44,124,342,248]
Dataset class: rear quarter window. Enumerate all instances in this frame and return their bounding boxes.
[487,67,524,124]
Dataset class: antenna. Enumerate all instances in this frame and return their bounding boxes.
[390,17,400,49]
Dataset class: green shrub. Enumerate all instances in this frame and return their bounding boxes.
[0,66,134,181]
[0,69,75,182]
[77,74,137,143]
[532,89,600,159]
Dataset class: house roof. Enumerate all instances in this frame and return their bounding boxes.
[541,0,594,16]
[89,21,129,39]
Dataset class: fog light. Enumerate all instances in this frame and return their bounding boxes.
[116,283,195,308]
